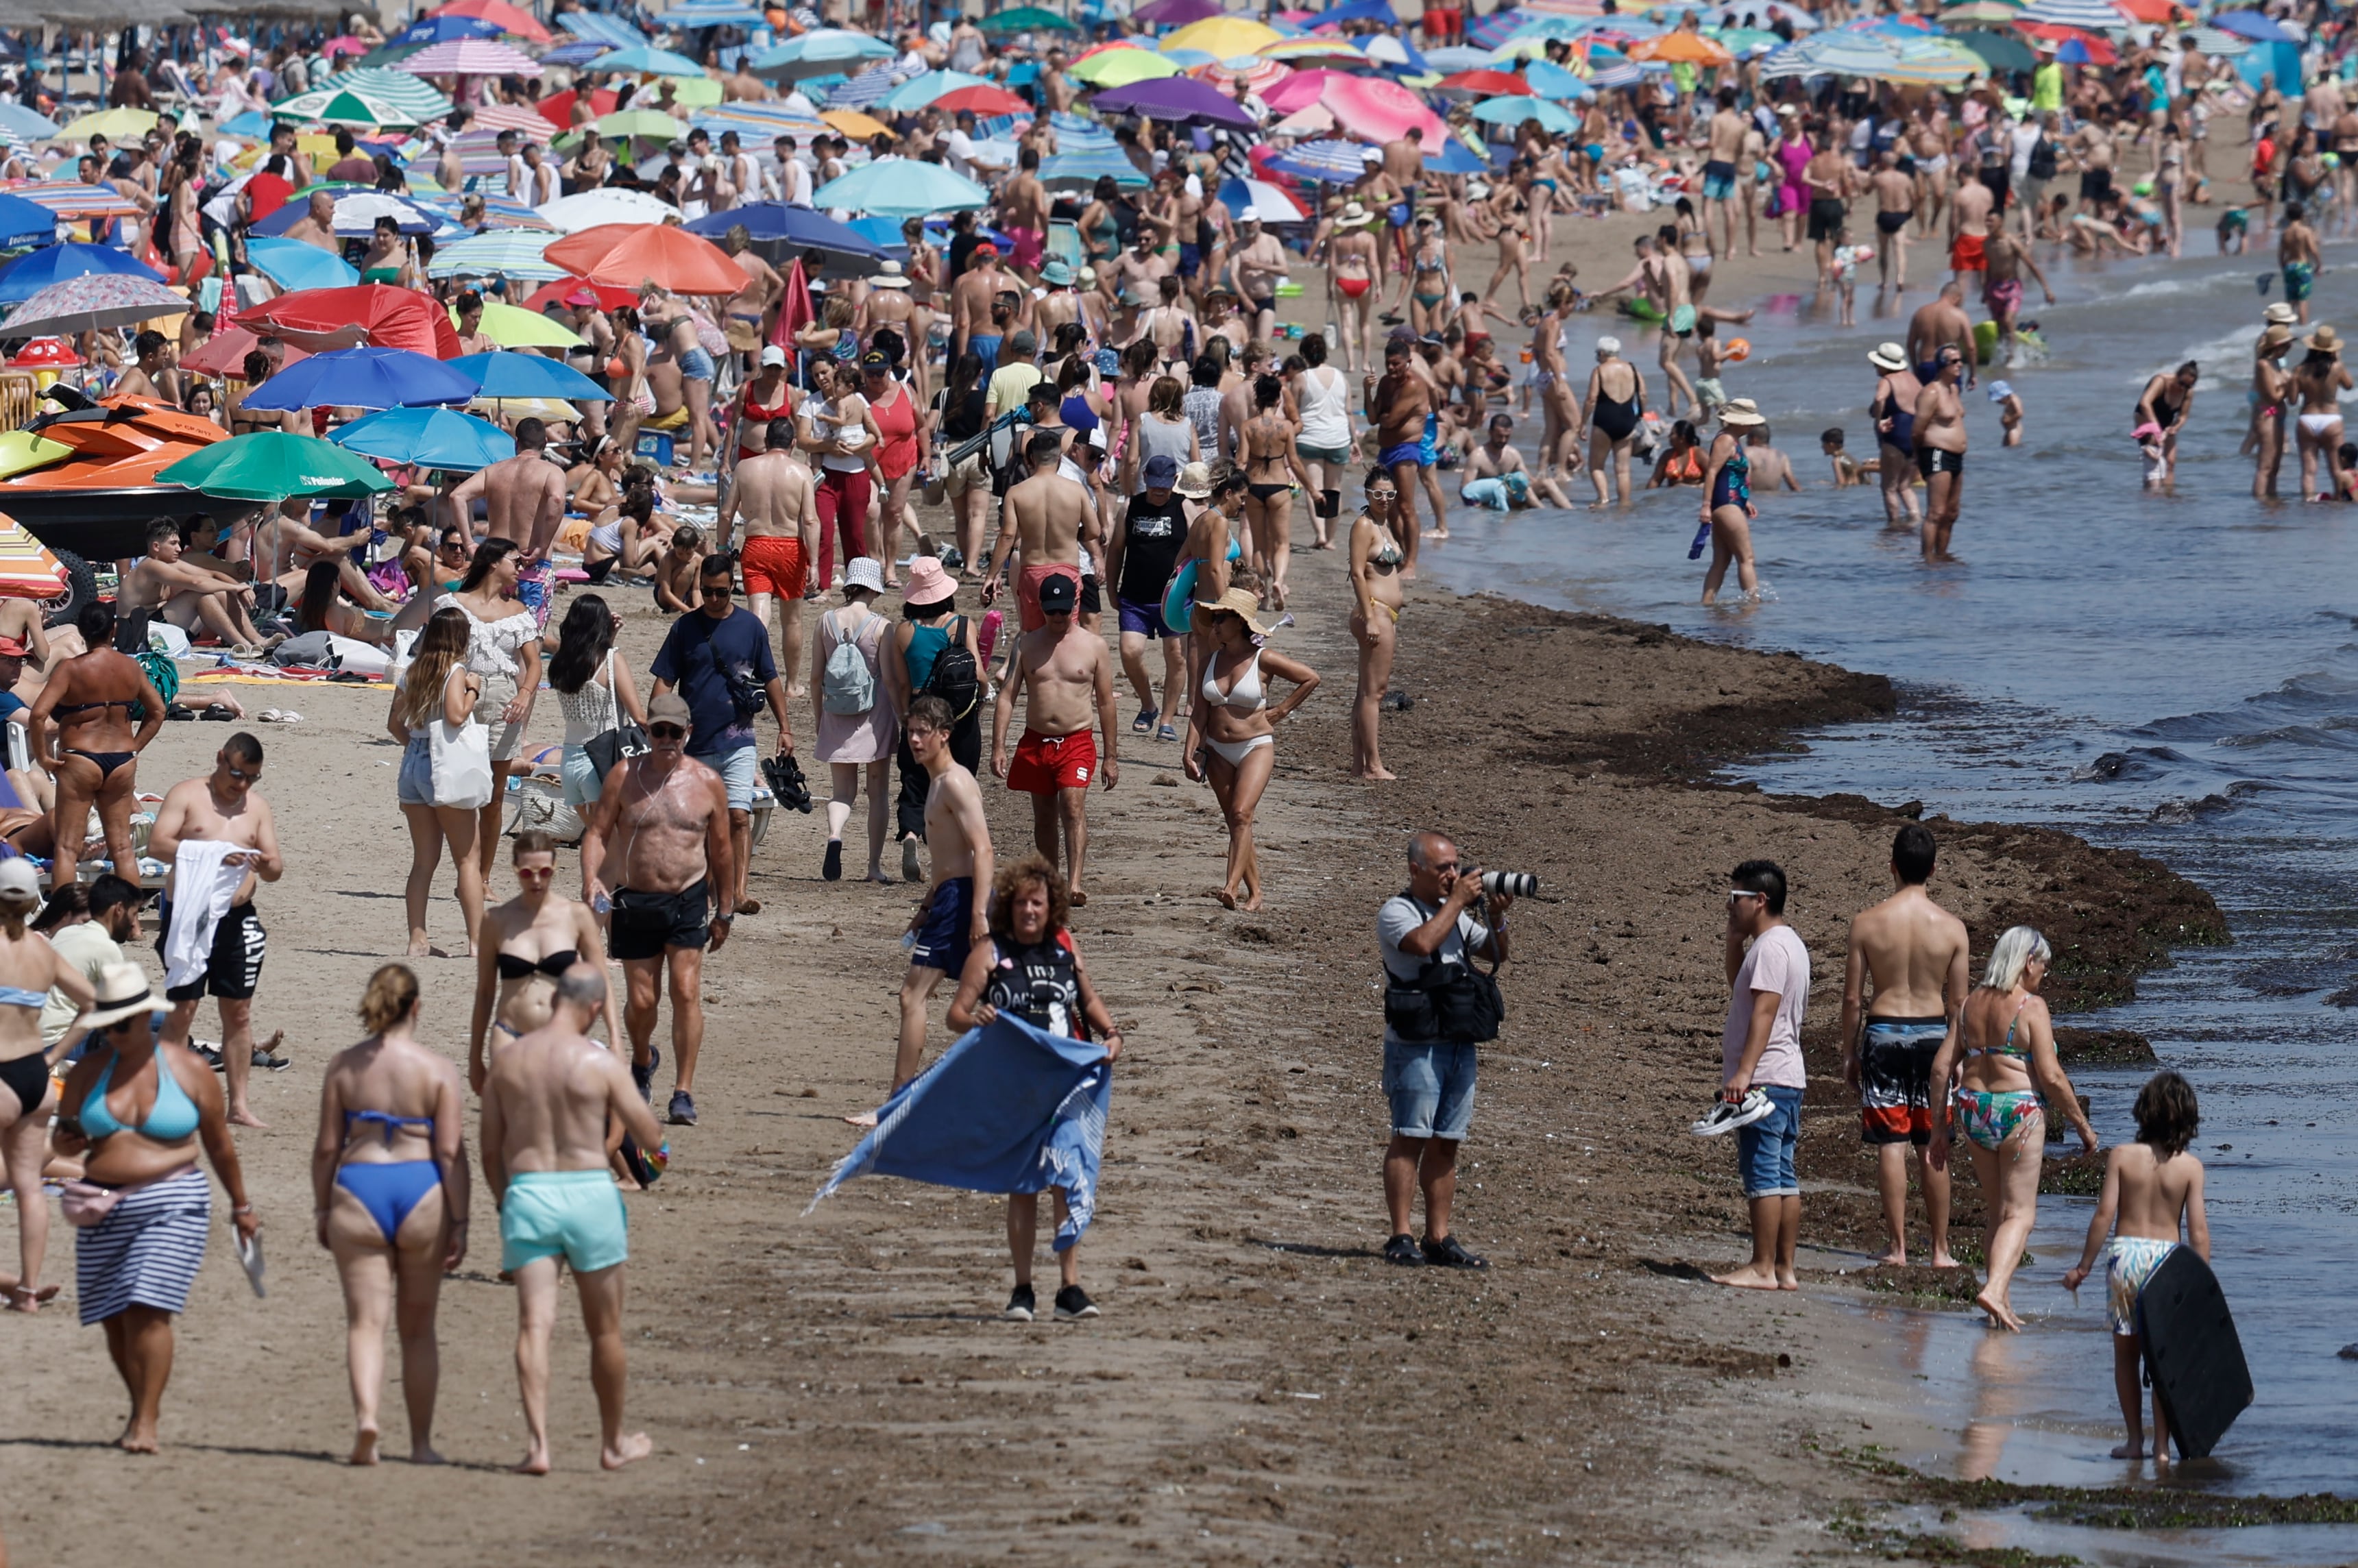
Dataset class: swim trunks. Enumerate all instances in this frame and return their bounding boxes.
[609,879,711,961]
[1858,1016,1947,1147]
[1668,303,1698,335]
[1949,232,1986,272]
[1807,196,1846,243]
[1916,447,1965,478]
[1876,208,1912,235]
[739,532,807,599]
[500,1168,629,1274]
[156,898,265,1002]
[1378,440,1427,469]
[1007,728,1097,794]
[1702,158,1737,201]
[2284,259,2316,302]
[2079,167,2113,201]
[1983,276,2024,317]
[910,875,975,975]
[1177,241,1200,278]
[2104,1236,2178,1336]
[1016,561,1083,633]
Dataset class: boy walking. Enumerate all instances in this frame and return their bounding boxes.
[1713,859,1810,1292]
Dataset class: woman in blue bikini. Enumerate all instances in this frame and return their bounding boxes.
[314,962,468,1465]
[1928,925,2098,1332]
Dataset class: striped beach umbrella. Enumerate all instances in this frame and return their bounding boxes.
[825,63,900,109]
[1195,55,1291,94]
[879,71,992,113]
[0,515,67,601]
[323,67,456,121]
[1883,37,1984,84]
[427,228,563,280]
[270,84,430,127]
[3,273,187,337]
[1938,0,2026,21]
[4,181,137,220]
[467,102,561,136]
[1261,138,1373,184]
[2014,0,2130,26]
[398,38,544,77]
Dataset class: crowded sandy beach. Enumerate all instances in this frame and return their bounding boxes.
[0,0,2346,1562]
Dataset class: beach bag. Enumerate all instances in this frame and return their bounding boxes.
[821,607,877,715]
[2028,136,2058,181]
[921,616,982,721]
[580,651,648,780]
[428,674,494,809]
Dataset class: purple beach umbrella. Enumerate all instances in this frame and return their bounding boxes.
[1089,75,1259,129]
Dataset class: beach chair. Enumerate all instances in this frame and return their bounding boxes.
[1047,219,1082,272]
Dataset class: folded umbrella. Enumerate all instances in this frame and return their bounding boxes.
[448,350,609,402]
[330,405,515,471]
[243,346,483,412]
[156,431,396,502]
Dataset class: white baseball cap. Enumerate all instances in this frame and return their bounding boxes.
[759,345,786,367]
[1239,204,1260,223]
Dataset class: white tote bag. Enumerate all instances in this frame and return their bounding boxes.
[428,711,494,809]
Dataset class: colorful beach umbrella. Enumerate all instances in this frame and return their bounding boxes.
[1470,95,1577,131]
[0,242,162,306]
[533,188,679,231]
[244,236,363,291]
[243,346,481,413]
[586,44,707,75]
[466,301,585,350]
[744,29,893,82]
[3,273,186,337]
[1195,56,1291,95]
[932,84,1035,116]
[448,350,610,402]
[269,84,430,128]
[983,5,1077,32]
[1159,16,1283,57]
[1041,148,1150,190]
[1629,31,1734,64]
[1435,68,1533,95]
[1091,77,1258,128]
[1261,138,1372,184]
[399,38,544,77]
[241,285,463,358]
[812,157,990,217]
[423,0,551,42]
[329,406,515,471]
[544,223,743,295]
[322,66,457,119]
[426,229,563,280]
[157,432,395,502]
[0,515,66,600]
[879,71,994,113]
[682,202,890,257]
[2013,0,2130,25]
[1068,47,1184,88]
[50,106,157,142]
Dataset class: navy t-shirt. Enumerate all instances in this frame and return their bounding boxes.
[649,607,775,757]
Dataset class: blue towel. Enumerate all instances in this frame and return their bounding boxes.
[807,1015,1110,1251]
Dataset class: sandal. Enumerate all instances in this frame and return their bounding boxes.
[1156,723,1178,742]
[201,702,237,722]
[1131,706,1157,735]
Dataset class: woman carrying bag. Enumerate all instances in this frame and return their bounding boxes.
[814,559,898,884]
[389,609,490,958]
[544,595,648,813]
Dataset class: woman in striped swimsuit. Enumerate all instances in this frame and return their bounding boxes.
[55,959,259,1451]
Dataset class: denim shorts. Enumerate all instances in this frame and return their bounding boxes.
[698,744,757,812]
[1383,1039,1476,1141]
[1736,1083,1804,1199]
[560,742,601,809]
[396,733,433,807]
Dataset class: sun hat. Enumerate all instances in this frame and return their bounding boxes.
[2308,325,2344,354]
[842,556,886,596]
[2263,302,2298,326]
[901,554,956,608]
[1987,380,2015,401]
[2261,322,2295,348]
[1174,461,1214,499]
[1207,585,1272,635]
[1337,200,1373,227]
[1868,341,1908,371]
[1041,258,1074,286]
[869,260,912,289]
[82,961,157,1031]
[1718,397,1767,428]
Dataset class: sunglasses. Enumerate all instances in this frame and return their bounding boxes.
[648,724,687,739]
[1727,889,1763,904]
[700,581,733,597]
[224,765,258,782]
[514,864,555,880]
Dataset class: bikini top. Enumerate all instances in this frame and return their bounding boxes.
[0,986,45,1009]
[1202,649,1266,711]
[1364,520,1403,567]
[496,947,578,981]
[346,1108,434,1147]
[81,1051,201,1142]
[54,697,135,718]
[1968,994,2032,1060]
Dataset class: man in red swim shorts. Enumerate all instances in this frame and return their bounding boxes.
[982,428,1095,633]
[718,415,820,690]
[991,573,1119,907]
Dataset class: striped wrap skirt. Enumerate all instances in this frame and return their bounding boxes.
[75,1165,210,1326]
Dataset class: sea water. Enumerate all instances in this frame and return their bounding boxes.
[1418,238,2358,1509]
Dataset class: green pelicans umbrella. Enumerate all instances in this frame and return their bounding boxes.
[156,432,396,503]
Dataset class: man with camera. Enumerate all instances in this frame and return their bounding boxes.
[1377,832,1518,1269]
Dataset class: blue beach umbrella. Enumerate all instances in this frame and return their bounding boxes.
[586,44,710,75]
[2209,8,2295,40]
[447,350,613,403]
[0,103,58,140]
[1262,138,1374,184]
[1524,58,1593,99]
[386,14,504,47]
[329,405,515,471]
[243,347,482,413]
[0,240,158,304]
[879,70,993,112]
[1041,147,1150,190]
[744,29,893,81]
[826,64,899,108]
[1469,95,1577,133]
[244,236,361,292]
[682,201,889,256]
[1424,136,1490,175]
[814,157,989,217]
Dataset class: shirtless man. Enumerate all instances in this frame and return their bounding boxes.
[282,189,339,254]
[949,244,1019,369]
[1914,345,1968,562]
[149,734,283,1129]
[1979,212,2053,365]
[870,694,995,1123]
[448,419,568,628]
[1228,210,1289,345]
[1133,275,1194,371]
[1703,87,1747,258]
[1869,149,1914,289]
[999,147,1051,281]
[1462,413,1570,509]
[1803,132,1852,284]
[580,692,735,1129]
[478,962,665,1475]
[721,227,782,363]
[1840,822,1969,1269]
[120,518,270,652]
[716,417,821,694]
[982,430,1095,633]
[1947,165,1994,286]
[112,329,170,402]
[1365,336,1439,559]
[2278,201,2320,326]
[2071,117,2117,217]
[991,573,1118,907]
[1905,282,1976,388]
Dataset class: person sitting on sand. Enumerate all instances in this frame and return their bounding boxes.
[118,519,274,654]
[2062,1070,2210,1463]
[1928,925,2099,1330]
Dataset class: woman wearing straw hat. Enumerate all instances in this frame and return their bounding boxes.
[1326,201,1383,377]
[2293,324,2353,502]
[54,959,260,1453]
[1699,400,1766,606]
[1183,587,1320,911]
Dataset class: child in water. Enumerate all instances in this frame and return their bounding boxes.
[1989,381,2025,447]
[1820,427,1877,486]
[2061,1070,2211,1463]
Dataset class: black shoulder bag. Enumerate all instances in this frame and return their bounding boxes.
[1381,896,1506,1044]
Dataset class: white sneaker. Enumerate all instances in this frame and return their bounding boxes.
[1691,1090,1775,1137]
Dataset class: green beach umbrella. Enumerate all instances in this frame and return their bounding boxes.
[1069,48,1184,88]
[982,5,1077,32]
[157,432,395,503]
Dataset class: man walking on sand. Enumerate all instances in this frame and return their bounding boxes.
[860,695,994,1129]
[992,574,1118,907]
[150,733,284,1129]
[448,418,568,628]
[982,429,1093,633]
[481,962,666,1476]
[718,415,821,696]
[581,693,735,1129]
[1841,823,1969,1270]
[1714,859,1808,1292]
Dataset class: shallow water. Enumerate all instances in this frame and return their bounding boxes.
[1415,232,2358,1508]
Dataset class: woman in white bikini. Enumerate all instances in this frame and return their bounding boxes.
[1346,470,1406,782]
[2293,325,2353,502]
[1182,585,1319,911]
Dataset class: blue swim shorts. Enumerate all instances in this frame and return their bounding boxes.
[500,1168,629,1274]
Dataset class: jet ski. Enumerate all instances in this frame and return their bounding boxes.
[0,389,235,560]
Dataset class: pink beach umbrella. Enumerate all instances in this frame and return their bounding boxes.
[1194,54,1291,94]
[1320,74,1446,145]
[398,38,545,78]
[1260,65,1340,115]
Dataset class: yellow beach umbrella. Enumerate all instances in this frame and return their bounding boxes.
[821,108,893,140]
[467,396,582,425]
[51,106,160,142]
[460,301,585,350]
[1160,16,1283,57]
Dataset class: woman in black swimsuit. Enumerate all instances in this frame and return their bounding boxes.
[1579,336,1649,506]
[1240,374,1315,612]
[467,829,605,1095]
[27,600,166,892]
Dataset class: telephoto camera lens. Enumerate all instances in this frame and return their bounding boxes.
[1479,871,1539,898]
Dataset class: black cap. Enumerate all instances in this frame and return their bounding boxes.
[1036,572,1078,613]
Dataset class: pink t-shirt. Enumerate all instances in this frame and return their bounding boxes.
[1721,923,1809,1090]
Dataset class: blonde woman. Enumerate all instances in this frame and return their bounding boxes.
[1928,925,2099,1332]
[387,607,486,957]
[313,963,467,1465]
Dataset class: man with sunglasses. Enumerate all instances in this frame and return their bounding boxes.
[1913,347,1969,563]
[717,416,821,698]
[649,552,792,920]
[581,694,735,1129]
[148,734,284,1130]
[990,573,1118,907]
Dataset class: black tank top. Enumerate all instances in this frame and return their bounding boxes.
[986,935,1083,1038]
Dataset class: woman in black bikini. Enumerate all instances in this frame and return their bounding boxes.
[28,600,167,892]
[1240,374,1315,613]
[1579,336,1649,506]
[466,830,606,1096]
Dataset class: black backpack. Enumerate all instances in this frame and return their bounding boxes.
[2028,135,2058,182]
[922,615,982,721]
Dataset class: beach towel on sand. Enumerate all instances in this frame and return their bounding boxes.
[806,1014,1110,1251]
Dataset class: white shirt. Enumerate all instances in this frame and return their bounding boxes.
[777,153,812,206]
[944,128,977,180]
